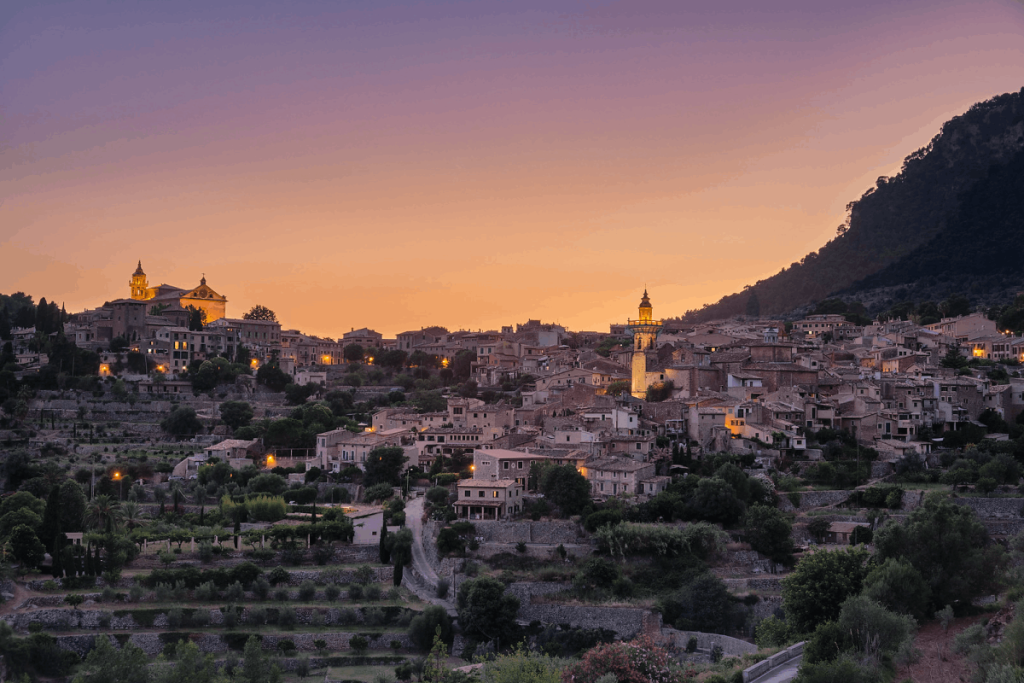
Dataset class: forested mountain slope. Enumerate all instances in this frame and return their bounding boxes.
[678,88,1024,323]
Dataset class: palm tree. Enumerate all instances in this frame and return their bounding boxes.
[85,495,122,534]
[119,501,147,531]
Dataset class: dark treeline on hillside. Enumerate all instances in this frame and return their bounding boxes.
[840,146,1024,306]
[676,88,1024,323]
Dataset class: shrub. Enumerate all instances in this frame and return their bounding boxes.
[349,584,364,601]
[277,638,296,655]
[436,578,450,599]
[246,494,287,522]
[268,567,290,585]
[365,585,382,601]
[194,581,217,602]
[349,635,369,653]
[129,585,144,602]
[754,615,793,648]
[354,565,375,584]
[101,586,117,602]
[409,605,453,650]
[223,609,239,629]
[274,588,290,602]
[325,584,341,601]
[365,607,386,626]
[298,581,316,601]
[167,608,184,629]
[225,581,245,602]
[364,483,395,503]
[252,577,270,600]
[278,607,297,629]
[155,583,173,602]
[594,522,726,559]
[191,609,210,627]
[248,606,267,626]
[337,607,358,625]
[295,656,310,678]
[516,541,527,554]
[98,612,112,628]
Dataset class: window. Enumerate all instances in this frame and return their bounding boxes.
[464,490,470,497]
[503,461,509,470]
[478,491,484,498]
[492,491,498,498]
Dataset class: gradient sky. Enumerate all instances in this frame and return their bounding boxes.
[3,0,1024,338]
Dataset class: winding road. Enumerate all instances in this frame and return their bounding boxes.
[403,496,455,613]
[749,655,802,683]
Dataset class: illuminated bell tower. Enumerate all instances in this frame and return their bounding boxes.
[129,261,149,300]
[628,289,663,398]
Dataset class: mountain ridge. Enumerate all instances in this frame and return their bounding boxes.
[676,88,1024,323]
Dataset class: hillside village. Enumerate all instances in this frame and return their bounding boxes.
[3,274,1024,682]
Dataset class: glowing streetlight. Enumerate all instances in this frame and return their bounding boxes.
[113,471,123,500]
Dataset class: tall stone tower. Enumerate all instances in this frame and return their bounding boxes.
[129,261,149,300]
[628,289,663,398]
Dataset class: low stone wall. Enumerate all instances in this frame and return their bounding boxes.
[796,491,851,509]
[503,582,649,639]
[472,519,589,545]
[54,631,413,658]
[953,497,1024,519]
[742,641,803,682]
[3,604,407,634]
[661,628,757,657]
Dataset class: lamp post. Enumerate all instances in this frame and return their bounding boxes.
[113,471,123,501]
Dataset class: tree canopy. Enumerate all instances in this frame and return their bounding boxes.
[243,305,278,322]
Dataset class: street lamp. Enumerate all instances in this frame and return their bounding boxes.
[113,471,123,501]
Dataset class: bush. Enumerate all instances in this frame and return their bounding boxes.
[223,609,239,629]
[191,609,210,627]
[436,578,450,600]
[337,607,358,625]
[278,607,297,629]
[754,615,793,648]
[365,585,382,601]
[364,607,386,626]
[409,605,453,650]
[349,635,369,653]
[129,585,144,602]
[224,581,245,603]
[167,608,184,629]
[363,483,395,503]
[268,567,290,586]
[194,581,217,602]
[325,584,341,601]
[298,581,316,601]
[248,606,267,626]
[252,577,270,600]
[277,638,296,655]
[594,522,726,559]
[349,584,364,601]
[274,588,290,602]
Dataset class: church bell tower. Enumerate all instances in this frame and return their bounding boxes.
[628,289,663,398]
[129,261,149,300]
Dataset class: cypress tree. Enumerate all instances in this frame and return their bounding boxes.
[393,561,403,587]
[51,536,63,579]
[379,525,390,565]
[85,544,95,576]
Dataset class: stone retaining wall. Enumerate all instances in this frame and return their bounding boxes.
[953,497,1024,519]
[503,582,649,639]
[3,604,407,634]
[53,631,413,658]
[742,641,803,682]
[660,627,757,657]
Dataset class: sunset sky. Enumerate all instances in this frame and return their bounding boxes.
[3,0,1024,338]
